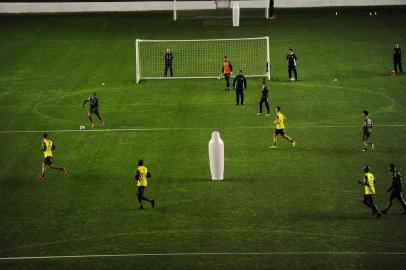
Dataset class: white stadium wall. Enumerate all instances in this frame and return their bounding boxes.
[0,0,405,13]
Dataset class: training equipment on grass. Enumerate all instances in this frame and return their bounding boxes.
[209,131,224,181]
[173,0,268,21]
[232,3,240,27]
[135,36,270,83]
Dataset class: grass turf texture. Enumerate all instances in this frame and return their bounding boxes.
[1,7,406,270]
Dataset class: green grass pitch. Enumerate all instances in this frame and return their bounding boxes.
[1,7,406,270]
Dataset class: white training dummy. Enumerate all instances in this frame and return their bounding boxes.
[209,131,224,180]
[232,2,240,27]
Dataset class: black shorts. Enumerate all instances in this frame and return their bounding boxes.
[363,194,374,203]
[43,156,53,166]
[260,97,269,103]
[275,129,285,136]
[137,186,146,195]
[90,106,99,114]
[363,131,371,141]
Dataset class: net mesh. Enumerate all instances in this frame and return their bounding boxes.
[136,37,269,82]
[174,0,267,20]
[216,0,231,9]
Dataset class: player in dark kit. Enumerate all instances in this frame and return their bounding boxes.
[164,48,174,77]
[256,78,270,116]
[233,70,247,105]
[393,42,402,74]
[83,92,104,128]
[382,164,406,215]
[358,165,382,218]
[287,49,298,81]
[361,110,374,152]
[135,159,155,210]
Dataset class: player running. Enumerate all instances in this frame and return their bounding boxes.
[135,159,155,210]
[382,164,406,215]
[83,92,104,128]
[358,165,382,218]
[361,110,374,152]
[36,133,66,181]
[256,78,271,116]
[270,106,295,149]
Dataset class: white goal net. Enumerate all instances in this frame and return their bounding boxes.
[173,0,268,21]
[135,36,270,83]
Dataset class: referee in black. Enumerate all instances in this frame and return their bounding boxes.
[287,49,298,81]
[382,164,406,215]
[233,70,247,106]
[393,42,402,74]
[164,48,174,77]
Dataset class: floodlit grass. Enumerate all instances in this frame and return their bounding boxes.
[0,7,406,270]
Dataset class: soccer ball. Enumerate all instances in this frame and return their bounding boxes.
[80,125,85,130]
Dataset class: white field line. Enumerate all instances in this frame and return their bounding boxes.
[0,124,406,134]
[1,251,406,261]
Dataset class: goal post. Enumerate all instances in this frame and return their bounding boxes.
[135,36,271,83]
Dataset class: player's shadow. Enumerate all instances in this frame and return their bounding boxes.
[296,145,359,156]
[292,211,376,221]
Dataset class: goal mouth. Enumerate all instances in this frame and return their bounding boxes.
[135,37,270,84]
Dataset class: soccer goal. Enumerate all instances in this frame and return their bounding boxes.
[135,36,270,83]
[173,0,269,21]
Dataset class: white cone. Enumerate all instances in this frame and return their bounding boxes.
[209,131,224,180]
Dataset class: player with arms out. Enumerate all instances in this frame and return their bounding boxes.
[270,106,295,149]
[135,159,155,210]
[83,92,105,128]
[36,133,66,181]
[358,165,382,218]
[361,110,374,152]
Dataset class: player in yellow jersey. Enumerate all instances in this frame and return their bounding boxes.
[270,106,295,149]
[36,133,66,181]
[135,159,155,209]
[358,166,381,218]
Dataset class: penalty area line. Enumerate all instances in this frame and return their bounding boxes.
[1,251,406,261]
[0,124,406,134]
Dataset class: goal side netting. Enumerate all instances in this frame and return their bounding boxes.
[135,36,270,83]
[173,0,269,21]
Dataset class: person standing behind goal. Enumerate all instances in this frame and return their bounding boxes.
[393,42,402,74]
[233,70,247,106]
[268,0,277,20]
[222,56,233,90]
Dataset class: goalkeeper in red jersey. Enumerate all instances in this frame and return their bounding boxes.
[222,56,233,90]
